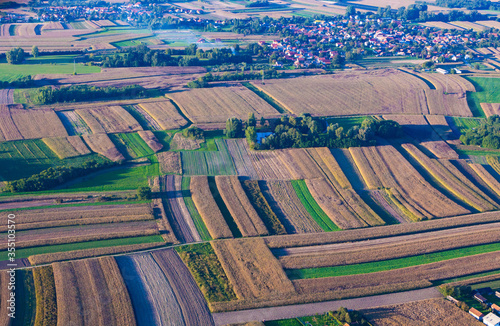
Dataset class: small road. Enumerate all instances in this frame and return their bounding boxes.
[212,287,442,325]
[0,89,14,104]
[273,221,500,256]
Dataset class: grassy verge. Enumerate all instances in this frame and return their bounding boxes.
[287,242,500,279]
[463,76,500,118]
[241,180,287,235]
[0,235,164,261]
[175,242,237,303]
[291,180,340,232]
[207,176,242,238]
[181,176,212,241]
[242,81,287,114]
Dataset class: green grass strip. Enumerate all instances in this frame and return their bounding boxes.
[118,133,154,157]
[291,180,340,232]
[0,235,164,260]
[287,242,500,280]
[242,82,287,114]
[181,176,212,241]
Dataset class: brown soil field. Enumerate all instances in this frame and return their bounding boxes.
[216,176,268,237]
[249,150,295,180]
[151,197,179,244]
[225,139,259,179]
[115,253,185,325]
[167,86,281,124]
[307,147,351,189]
[265,210,500,249]
[349,145,469,220]
[251,69,434,117]
[42,21,65,30]
[191,176,233,239]
[262,180,323,234]
[469,163,500,195]
[42,136,91,159]
[279,227,500,269]
[171,132,203,150]
[157,151,181,174]
[152,249,215,326]
[53,257,136,326]
[402,143,498,212]
[83,133,125,161]
[481,103,500,117]
[11,107,68,139]
[362,298,482,326]
[28,242,165,265]
[278,148,324,180]
[0,104,23,140]
[137,130,163,152]
[137,100,188,130]
[76,109,106,133]
[77,106,142,133]
[212,238,296,303]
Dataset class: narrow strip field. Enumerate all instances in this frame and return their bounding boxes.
[181,176,211,241]
[83,133,125,161]
[137,100,188,130]
[110,132,154,159]
[57,110,92,135]
[76,106,142,133]
[225,139,258,179]
[33,266,57,326]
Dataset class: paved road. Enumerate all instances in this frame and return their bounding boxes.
[212,287,442,325]
[273,221,500,256]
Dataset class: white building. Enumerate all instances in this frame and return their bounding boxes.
[483,312,500,326]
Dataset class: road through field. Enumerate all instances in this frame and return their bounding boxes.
[0,89,13,104]
[212,287,442,325]
[273,221,500,256]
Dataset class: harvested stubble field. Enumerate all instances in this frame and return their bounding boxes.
[83,133,125,161]
[157,151,181,174]
[279,148,324,180]
[261,180,323,234]
[349,145,469,220]
[480,102,500,117]
[76,106,142,133]
[137,130,163,152]
[278,227,500,270]
[42,136,91,159]
[151,249,215,326]
[210,238,297,312]
[362,298,482,326]
[8,106,69,139]
[469,163,500,196]
[402,143,499,212]
[216,176,269,237]
[137,100,188,130]
[171,132,203,150]
[151,196,179,244]
[181,176,212,241]
[33,266,58,326]
[116,253,185,326]
[252,69,440,117]
[0,104,23,140]
[225,139,259,179]
[57,110,92,135]
[265,210,500,249]
[53,257,136,326]
[191,176,233,239]
[249,150,295,180]
[307,147,352,189]
[167,86,282,125]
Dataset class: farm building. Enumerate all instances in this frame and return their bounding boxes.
[492,304,500,313]
[470,308,485,320]
[483,312,500,326]
[475,293,488,304]
[436,68,448,74]
[495,291,500,298]
[447,295,459,304]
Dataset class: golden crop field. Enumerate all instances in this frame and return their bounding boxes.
[82,133,125,161]
[167,86,282,125]
[76,106,142,133]
[10,106,68,139]
[42,136,91,159]
[137,130,163,152]
[137,101,188,130]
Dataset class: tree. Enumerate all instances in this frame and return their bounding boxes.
[225,118,243,138]
[137,186,152,200]
[247,112,256,127]
[346,5,356,16]
[6,47,25,64]
[31,45,39,58]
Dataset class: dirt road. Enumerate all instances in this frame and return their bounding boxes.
[0,89,13,104]
[212,287,442,325]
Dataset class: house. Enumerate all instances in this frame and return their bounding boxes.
[492,304,500,313]
[474,293,488,304]
[469,308,484,321]
[483,312,500,326]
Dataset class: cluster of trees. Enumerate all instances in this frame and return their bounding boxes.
[4,159,115,193]
[332,307,370,326]
[137,186,152,200]
[225,115,402,150]
[32,84,146,104]
[459,115,500,149]
[439,285,472,311]
[6,47,25,64]
[0,75,33,89]
[99,44,252,68]
[436,0,500,10]
[182,126,204,139]
[246,0,270,7]
[188,69,283,88]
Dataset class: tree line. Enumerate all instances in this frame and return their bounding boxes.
[187,70,283,88]
[32,84,147,104]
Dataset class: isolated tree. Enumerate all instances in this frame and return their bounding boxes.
[31,45,39,58]
[137,186,152,200]
[6,47,25,64]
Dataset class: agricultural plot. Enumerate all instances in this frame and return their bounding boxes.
[32,266,58,326]
[151,196,179,244]
[261,180,324,234]
[157,151,181,174]
[181,139,236,175]
[480,103,500,117]
[137,100,188,130]
[469,163,500,196]
[171,132,203,150]
[210,238,297,312]
[248,150,295,180]
[137,130,163,152]
[83,133,125,161]
[225,139,259,179]
[216,176,269,237]
[110,132,155,159]
[190,176,233,239]
[116,253,185,326]
[57,110,92,135]
[349,145,469,220]
[42,136,91,159]
[53,257,136,326]
[167,85,282,125]
[402,143,499,212]
[76,106,142,133]
[181,176,212,241]
[9,106,68,139]
[279,148,324,180]
[0,104,23,140]
[252,69,434,117]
